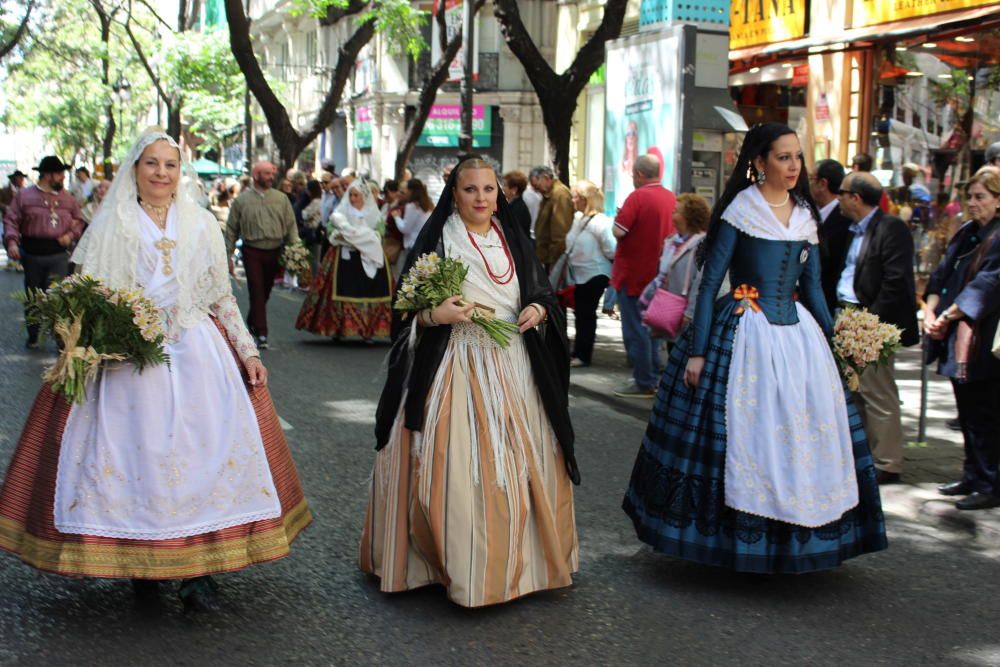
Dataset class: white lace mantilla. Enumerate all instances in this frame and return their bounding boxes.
[721,186,819,244]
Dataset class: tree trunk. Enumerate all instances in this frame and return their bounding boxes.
[167,102,182,142]
[493,0,627,183]
[224,0,374,178]
[94,2,115,175]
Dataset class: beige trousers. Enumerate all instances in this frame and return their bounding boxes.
[855,359,905,473]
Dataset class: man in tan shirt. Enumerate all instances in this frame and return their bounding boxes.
[532,166,574,271]
[226,160,299,349]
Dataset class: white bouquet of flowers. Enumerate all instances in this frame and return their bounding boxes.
[832,307,903,391]
[395,252,520,347]
[280,241,312,285]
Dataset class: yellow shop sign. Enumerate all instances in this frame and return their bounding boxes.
[730,0,807,49]
[852,0,999,28]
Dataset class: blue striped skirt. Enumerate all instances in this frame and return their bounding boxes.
[622,303,888,573]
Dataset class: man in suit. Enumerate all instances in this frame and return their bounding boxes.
[835,171,919,483]
[811,159,853,311]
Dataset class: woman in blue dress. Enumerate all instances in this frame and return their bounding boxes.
[622,123,887,573]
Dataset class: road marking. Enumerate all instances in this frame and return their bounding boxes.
[279,416,293,431]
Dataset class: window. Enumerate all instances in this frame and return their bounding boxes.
[280,42,290,81]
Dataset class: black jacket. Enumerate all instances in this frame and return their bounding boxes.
[818,203,853,312]
[832,209,919,347]
[507,195,533,243]
[373,163,579,484]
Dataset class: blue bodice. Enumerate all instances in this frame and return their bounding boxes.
[691,221,834,356]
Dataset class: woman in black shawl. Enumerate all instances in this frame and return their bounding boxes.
[360,156,579,607]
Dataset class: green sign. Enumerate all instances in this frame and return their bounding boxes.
[416,105,492,148]
[355,107,373,149]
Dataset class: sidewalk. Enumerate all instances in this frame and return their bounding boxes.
[567,310,1000,548]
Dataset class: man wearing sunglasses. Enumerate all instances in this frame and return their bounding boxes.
[833,172,919,484]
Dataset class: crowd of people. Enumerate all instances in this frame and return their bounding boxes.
[0,126,998,613]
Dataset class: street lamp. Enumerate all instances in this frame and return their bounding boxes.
[111,73,132,139]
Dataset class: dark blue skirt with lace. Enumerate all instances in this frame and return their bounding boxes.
[622,308,888,574]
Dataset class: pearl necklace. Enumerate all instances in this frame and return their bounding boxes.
[761,189,790,208]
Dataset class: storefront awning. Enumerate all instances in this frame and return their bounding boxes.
[730,5,1000,61]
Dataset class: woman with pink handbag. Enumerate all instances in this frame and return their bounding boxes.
[639,194,717,340]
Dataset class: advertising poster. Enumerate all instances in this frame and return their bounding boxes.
[354,107,373,149]
[416,105,492,148]
[604,29,684,216]
[432,0,479,82]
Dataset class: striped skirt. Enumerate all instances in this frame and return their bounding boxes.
[359,322,578,607]
[0,319,312,580]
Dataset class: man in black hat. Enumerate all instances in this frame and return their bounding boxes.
[3,156,85,348]
[0,170,26,217]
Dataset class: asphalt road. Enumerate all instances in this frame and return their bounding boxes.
[0,270,998,667]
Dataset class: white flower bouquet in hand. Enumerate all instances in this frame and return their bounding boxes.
[832,307,902,391]
[395,252,520,347]
[17,274,169,404]
[279,241,313,285]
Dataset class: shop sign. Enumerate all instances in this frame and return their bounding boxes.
[416,105,492,148]
[791,64,809,87]
[432,0,479,83]
[604,28,685,212]
[852,0,997,28]
[730,0,807,50]
[815,93,831,121]
[354,106,373,149]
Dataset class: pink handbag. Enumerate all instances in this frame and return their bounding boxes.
[642,241,697,338]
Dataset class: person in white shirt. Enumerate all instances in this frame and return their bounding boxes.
[392,178,433,275]
[565,180,616,367]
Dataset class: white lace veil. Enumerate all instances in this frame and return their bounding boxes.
[72,130,232,329]
[332,178,382,229]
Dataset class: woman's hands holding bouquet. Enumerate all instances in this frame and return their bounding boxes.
[425,296,475,326]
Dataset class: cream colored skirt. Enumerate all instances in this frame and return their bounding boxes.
[359,322,578,607]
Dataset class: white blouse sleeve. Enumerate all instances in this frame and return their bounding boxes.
[209,295,259,364]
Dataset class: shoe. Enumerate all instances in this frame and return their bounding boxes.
[613,381,656,398]
[255,335,268,350]
[178,576,221,613]
[938,480,973,496]
[946,417,961,431]
[955,492,1000,511]
[25,338,39,350]
[876,470,901,484]
[570,358,586,368]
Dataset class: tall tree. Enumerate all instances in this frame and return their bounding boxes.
[89,0,122,175]
[393,0,486,181]
[0,0,35,61]
[224,0,376,174]
[493,0,627,181]
[122,0,200,140]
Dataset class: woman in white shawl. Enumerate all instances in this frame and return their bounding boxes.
[296,179,393,342]
[0,131,312,613]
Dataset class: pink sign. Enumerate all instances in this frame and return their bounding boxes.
[427,105,485,120]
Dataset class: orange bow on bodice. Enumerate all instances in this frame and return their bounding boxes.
[733,284,762,315]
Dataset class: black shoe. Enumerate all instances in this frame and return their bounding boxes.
[946,417,961,431]
[178,576,221,613]
[255,335,268,350]
[132,578,161,604]
[956,492,1000,511]
[876,470,901,485]
[25,338,39,350]
[938,480,973,496]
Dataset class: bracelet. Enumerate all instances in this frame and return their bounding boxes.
[421,309,437,326]
[529,303,546,322]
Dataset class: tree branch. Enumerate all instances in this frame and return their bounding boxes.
[492,0,558,95]
[124,0,171,105]
[136,0,172,30]
[305,17,376,139]
[434,0,447,52]
[0,0,35,61]
[320,0,370,27]
[560,0,627,95]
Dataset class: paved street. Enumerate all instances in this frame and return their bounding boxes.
[1,268,999,667]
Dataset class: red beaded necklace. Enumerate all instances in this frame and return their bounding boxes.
[467,221,515,285]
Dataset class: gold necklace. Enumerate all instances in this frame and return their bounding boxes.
[139,197,176,276]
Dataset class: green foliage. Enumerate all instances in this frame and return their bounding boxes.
[288,0,428,60]
[1,0,155,161]
[158,28,245,145]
